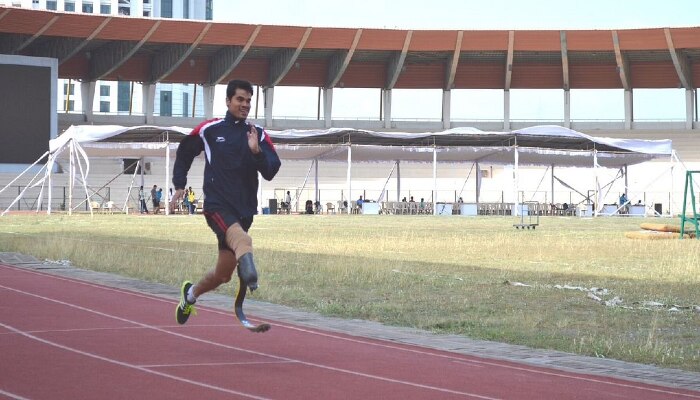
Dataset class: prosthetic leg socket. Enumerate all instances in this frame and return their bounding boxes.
[237,252,258,291]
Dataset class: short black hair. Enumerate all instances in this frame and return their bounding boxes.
[226,79,254,99]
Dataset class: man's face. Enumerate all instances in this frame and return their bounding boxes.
[226,88,252,119]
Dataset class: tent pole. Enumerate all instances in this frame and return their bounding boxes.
[0,151,49,196]
[1,163,47,217]
[68,139,74,215]
[74,140,93,217]
[36,159,50,212]
[457,162,475,202]
[346,144,352,214]
[140,156,145,189]
[123,159,140,214]
[670,151,675,216]
[475,161,480,204]
[165,139,170,215]
[314,158,319,205]
[47,154,53,215]
[551,164,555,207]
[513,143,519,217]
[396,160,400,202]
[432,145,437,211]
[377,162,397,203]
[593,149,599,217]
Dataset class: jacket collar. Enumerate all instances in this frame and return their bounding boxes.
[224,111,246,124]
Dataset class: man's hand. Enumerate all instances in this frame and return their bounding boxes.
[170,189,185,211]
[247,123,260,155]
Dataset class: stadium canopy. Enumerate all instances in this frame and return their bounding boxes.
[1,124,674,216]
[48,124,672,168]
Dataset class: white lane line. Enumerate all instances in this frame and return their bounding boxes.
[140,361,296,368]
[0,324,239,336]
[4,264,700,399]
[0,389,32,400]
[0,283,501,400]
[0,321,271,400]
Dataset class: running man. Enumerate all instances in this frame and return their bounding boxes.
[171,79,281,328]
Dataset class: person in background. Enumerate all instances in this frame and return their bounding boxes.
[187,187,196,214]
[138,185,148,214]
[151,185,158,211]
[284,190,292,214]
[619,193,629,214]
[154,188,163,214]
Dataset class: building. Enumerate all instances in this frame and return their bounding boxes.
[1,0,212,118]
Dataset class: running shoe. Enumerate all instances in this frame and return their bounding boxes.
[175,281,196,324]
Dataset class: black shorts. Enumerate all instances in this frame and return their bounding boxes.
[203,209,253,251]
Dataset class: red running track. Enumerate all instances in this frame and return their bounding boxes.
[0,263,698,400]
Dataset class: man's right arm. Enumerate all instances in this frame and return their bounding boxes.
[172,134,203,190]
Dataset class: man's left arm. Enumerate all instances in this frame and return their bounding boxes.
[248,124,281,181]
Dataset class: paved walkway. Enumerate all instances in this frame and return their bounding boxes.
[2,252,698,392]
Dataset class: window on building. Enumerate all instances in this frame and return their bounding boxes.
[205,0,213,20]
[118,6,130,15]
[182,0,189,19]
[100,4,111,14]
[63,83,75,95]
[160,91,172,116]
[100,85,110,96]
[82,2,93,13]
[46,1,57,10]
[161,0,172,18]
[122,159,142,175]
[64,100,75,111]
[143,10,150,16]
[64,1,75,12]
[117,81,130,112]
[182,92,189,117]
[100,101,110,113]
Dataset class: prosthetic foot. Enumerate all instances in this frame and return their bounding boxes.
[237,252,258,291]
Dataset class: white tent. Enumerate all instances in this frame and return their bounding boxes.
[1,124,674,216]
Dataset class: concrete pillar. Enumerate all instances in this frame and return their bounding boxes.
[264,87,274,127]
[442,90,451,130]
[624,89,633,129]
[382,89,392,129]
[142,83,156,124]
[564,90,571,128]
[686,89,694,130]
[202,85,215,119]
[323,88,333,128]
[80,81,95,121]
[504,90,511,131]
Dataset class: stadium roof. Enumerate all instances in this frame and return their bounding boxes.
[1,7,698,90]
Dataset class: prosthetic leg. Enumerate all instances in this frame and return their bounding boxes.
[227,224,270,332]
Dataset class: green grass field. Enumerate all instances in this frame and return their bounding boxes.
[1,213,698,371]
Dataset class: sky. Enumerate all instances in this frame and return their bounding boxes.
[208,0,700,121]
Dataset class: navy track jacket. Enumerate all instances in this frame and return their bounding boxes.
[172,112,281,219]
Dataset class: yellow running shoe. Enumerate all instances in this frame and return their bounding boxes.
[175,281,196,324]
